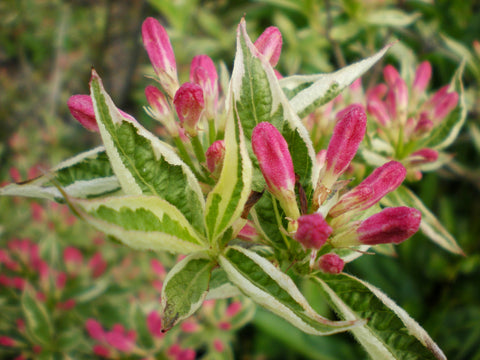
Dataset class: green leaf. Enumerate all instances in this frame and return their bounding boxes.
[381,185,464,255]
[131,305,154,348]
[161,253,214,330]
[0,147,120,201]
[205,91,252,244]
[206,267,241,300]
[76,195,206,254]
[22,289,53,346]
[281,44,392,119]
[231,19,317,192]
[365,9,421,27]
[219,246,363,335]
[313,273,446,360]
[417,62,466,151]
[90,70,205,234]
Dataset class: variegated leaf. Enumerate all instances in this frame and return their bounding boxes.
[90,70,205,234]
[314,273,446,360]
[205,90,252,244]
[75,195,206,254]
[219,245,363,335]
[161,253,214,330]
[281,44,392,119]
[206,267,241,300]
[231,19,317,192]
[0,147,120,201]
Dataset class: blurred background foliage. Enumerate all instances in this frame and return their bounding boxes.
[1,0,479,359]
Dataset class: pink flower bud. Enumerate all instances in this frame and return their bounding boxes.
[150,259,166,278]
[9,167,22,182]
[68,95,136,132]
[357,207,421,245]
[414,112,434,135]
[57,299,76,311]
[142,17,178,97]
[413,61,432,93]
[318,253,344,274]
[213,339,225,352]
[237,220,260,242]
[178,348,196,360]
[93,345,111,357]
[0,336,16,347]
[85,319,105,341]
[181,321,199,333]
[190,55,218,119]
[12,277,26,290]
[56,272,67,289]
[391,77,409,116]
[433,91,458,121]
[88,253,107,278]
[67,95,98,132]
[173,82,205,137]
[147,310,164,338]
[407,148,439,166]
[105,330,134,353]
[367,97,390,126]
[324,104,367,184]
[330,161,406,218]
[30,202,45,222]
[294,213,332,250]
[316,150,327,170]
[383,65,401,86]
[254,26,283,67]
[366,84,388,100]
[63,246,83,266]
[145,85,177,136]
[206,140,225,174]
[252,122,300,219]
[226,301,242,317]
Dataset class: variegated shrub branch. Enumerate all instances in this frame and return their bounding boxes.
[1,16,466,360]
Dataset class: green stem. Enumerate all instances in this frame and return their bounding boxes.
[191,135,207,164]
[208,118,216,145]
[173,137,209,183]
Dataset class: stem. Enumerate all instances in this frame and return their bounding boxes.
[191,135,207,164]
[208,118,216,144]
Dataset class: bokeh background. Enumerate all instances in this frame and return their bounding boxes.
[1,0,480,359]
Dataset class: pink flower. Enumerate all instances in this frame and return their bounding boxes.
[318,253,344,274]
[294,213,332,249]
[173,82,205,137]
[252,122,300,220]
[146,310,164,338]
[254,26,283,67]
[407,148,439,166]
[357,207,421,245]
[150,259,166,278]
[329,161,406,219]
[383,65,401,86]
[93,344,110,357]
[181,321,199,333]
[142,17,178,97]
[322,104,367,188]
[63,246,83,266]
[88,253,107,278]
[105,329,135,353]
[205,140,225,175]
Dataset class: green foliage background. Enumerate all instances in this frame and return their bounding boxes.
[1,0,479,359]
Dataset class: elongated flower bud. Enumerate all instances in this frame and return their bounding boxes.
[318,253,344,274]
[67,95,136,132]
[254,26,282,67]
[330,161,406,219]
[322,104,367,188]
[145,85,177,136]
[413,61,432,93]
[294,213,332,249]
[190,55,218,120]
[357,206,421,245]
[367,97,390,126]
[173,82,205,137]
[206,140,225,175]
[407,148,439,166]
[383,65,401,86]
[67,95,98,132]
[142,17,179,97]
[252,122,300,220]
[237,220,261,242]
